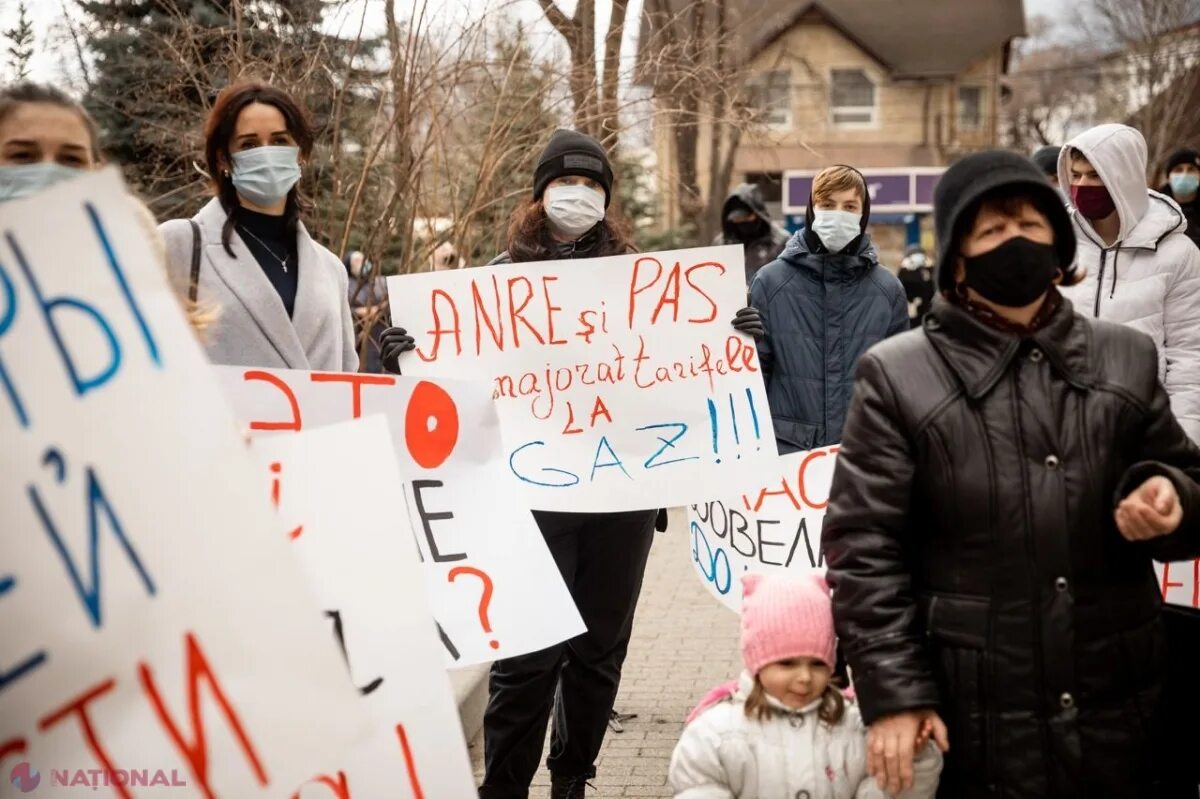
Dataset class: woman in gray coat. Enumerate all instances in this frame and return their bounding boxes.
[160,81,357,372]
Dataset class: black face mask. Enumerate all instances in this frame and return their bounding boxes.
[962,236,1059,308]
[731,220,766,242]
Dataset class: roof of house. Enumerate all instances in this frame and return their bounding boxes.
[635,0,1026,84]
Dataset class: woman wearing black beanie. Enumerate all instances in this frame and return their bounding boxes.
[822,149,1200,798]
[381,129,762,798]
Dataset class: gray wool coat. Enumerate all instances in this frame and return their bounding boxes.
[161,198,358,371]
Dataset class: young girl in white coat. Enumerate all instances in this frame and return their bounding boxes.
[669,573,942,799]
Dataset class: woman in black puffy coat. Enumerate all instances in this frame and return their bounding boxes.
[822,150,1200,799]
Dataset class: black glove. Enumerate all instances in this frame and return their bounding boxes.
[380,326,416,374]
[731,306,765,340]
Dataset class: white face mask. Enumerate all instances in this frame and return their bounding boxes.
[231,145,302,206]
[544,184,606,238]
[0,162,84,203]
[810,209,862,254]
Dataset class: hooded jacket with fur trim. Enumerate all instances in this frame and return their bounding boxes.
[1058,124,1200,442]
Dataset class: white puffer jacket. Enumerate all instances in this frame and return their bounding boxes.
[668,673,942,799]
[1058,124,1200,442]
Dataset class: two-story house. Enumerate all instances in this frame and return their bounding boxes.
[637,0,1026,261]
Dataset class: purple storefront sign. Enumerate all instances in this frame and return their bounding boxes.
[783,168,945,214]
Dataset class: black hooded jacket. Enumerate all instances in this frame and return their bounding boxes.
[713,183,790,285]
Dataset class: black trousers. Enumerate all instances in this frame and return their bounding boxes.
[479,509,657,798]
[1156,604,1200,798]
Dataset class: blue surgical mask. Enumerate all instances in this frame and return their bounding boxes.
[0,162,84,203]
[1170,172,1199,197]
[811,209,862,254]
[230,146,301,206]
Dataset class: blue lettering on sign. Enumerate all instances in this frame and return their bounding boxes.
[636,423,698,469]
[0,258,27,427]
[85,203,160,368]
[509,440,581,487]
[589,436,631,481]
[27,448,156,628]
[690,521,732,595]
[10,231,123,398]
[0,574,48,691]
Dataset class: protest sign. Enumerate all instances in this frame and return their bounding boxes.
[687,448,838,611]
[1157,559,1200,610]
[217,365,584,667]
[0,170,369,797]
[250,417,475,799]
[689,446,1200,615]
[387,245,777,512]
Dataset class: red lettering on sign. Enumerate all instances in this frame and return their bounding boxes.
[684,262,724,323]
[628,257,664,328]
[562,401,583,435]
[244,371,302,431]
[139,631,269,798]
[472,276,505,353]
[650,263,683,324]
[310,372,396,419]
[395,724,425,799]
[421,290,462,361]
[506,276,545,348]
[38,679,131,799]
[542,276,567,346]
[589,396,613,427]
[405,381,460,468]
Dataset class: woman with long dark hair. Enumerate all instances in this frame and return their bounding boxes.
[381,129,763,798]
[160,81,357,371]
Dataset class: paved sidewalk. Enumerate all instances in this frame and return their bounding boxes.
[469,507,743,797]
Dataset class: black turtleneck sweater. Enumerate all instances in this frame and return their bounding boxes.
[237,208,299,317]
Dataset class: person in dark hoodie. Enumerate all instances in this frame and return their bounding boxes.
[1032,144,1062,188]
[749,164,908,453]
[714,182,790,285]
[1159,147,1200,247]
[378,129,764,799]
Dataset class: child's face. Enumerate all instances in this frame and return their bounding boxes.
[758,656,831,709]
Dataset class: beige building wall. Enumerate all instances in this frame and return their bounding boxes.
[651,15,1007,229]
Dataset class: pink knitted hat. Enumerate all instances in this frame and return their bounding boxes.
[740,572,836,677]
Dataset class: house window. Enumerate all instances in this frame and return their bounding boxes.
[958,86,984,130]
[749,70,792,127]
[830,68,876,126]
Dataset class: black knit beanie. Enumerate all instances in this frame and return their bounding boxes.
[533,129,614,208]
[933,150,1076,292]
[1165,148,1200,174]
[1031,145,1061,177]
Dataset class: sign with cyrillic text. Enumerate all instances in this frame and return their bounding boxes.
[217,366,584,666]
[388,245,776,512]
[688,448,838,611]
[0,170,370,796]
[251,418,475,798]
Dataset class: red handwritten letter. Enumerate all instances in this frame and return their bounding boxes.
[244,371,302,431]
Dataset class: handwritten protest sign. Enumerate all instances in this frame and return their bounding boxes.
[0,170,369,796]
[1157,560,1200,610]
[251,417,475,799]
[689,446,1200,614]
[688,448,838,611]
[217,365,584,666]
[388,245,777,512]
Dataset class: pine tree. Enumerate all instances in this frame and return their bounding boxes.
[3,2,35,81]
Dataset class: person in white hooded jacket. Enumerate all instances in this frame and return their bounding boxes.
[1058,123,1200,441]
[669,573,942,799]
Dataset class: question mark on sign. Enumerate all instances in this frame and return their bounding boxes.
[448,566,499,650]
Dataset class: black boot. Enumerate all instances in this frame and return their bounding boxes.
[549,775,592,799]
